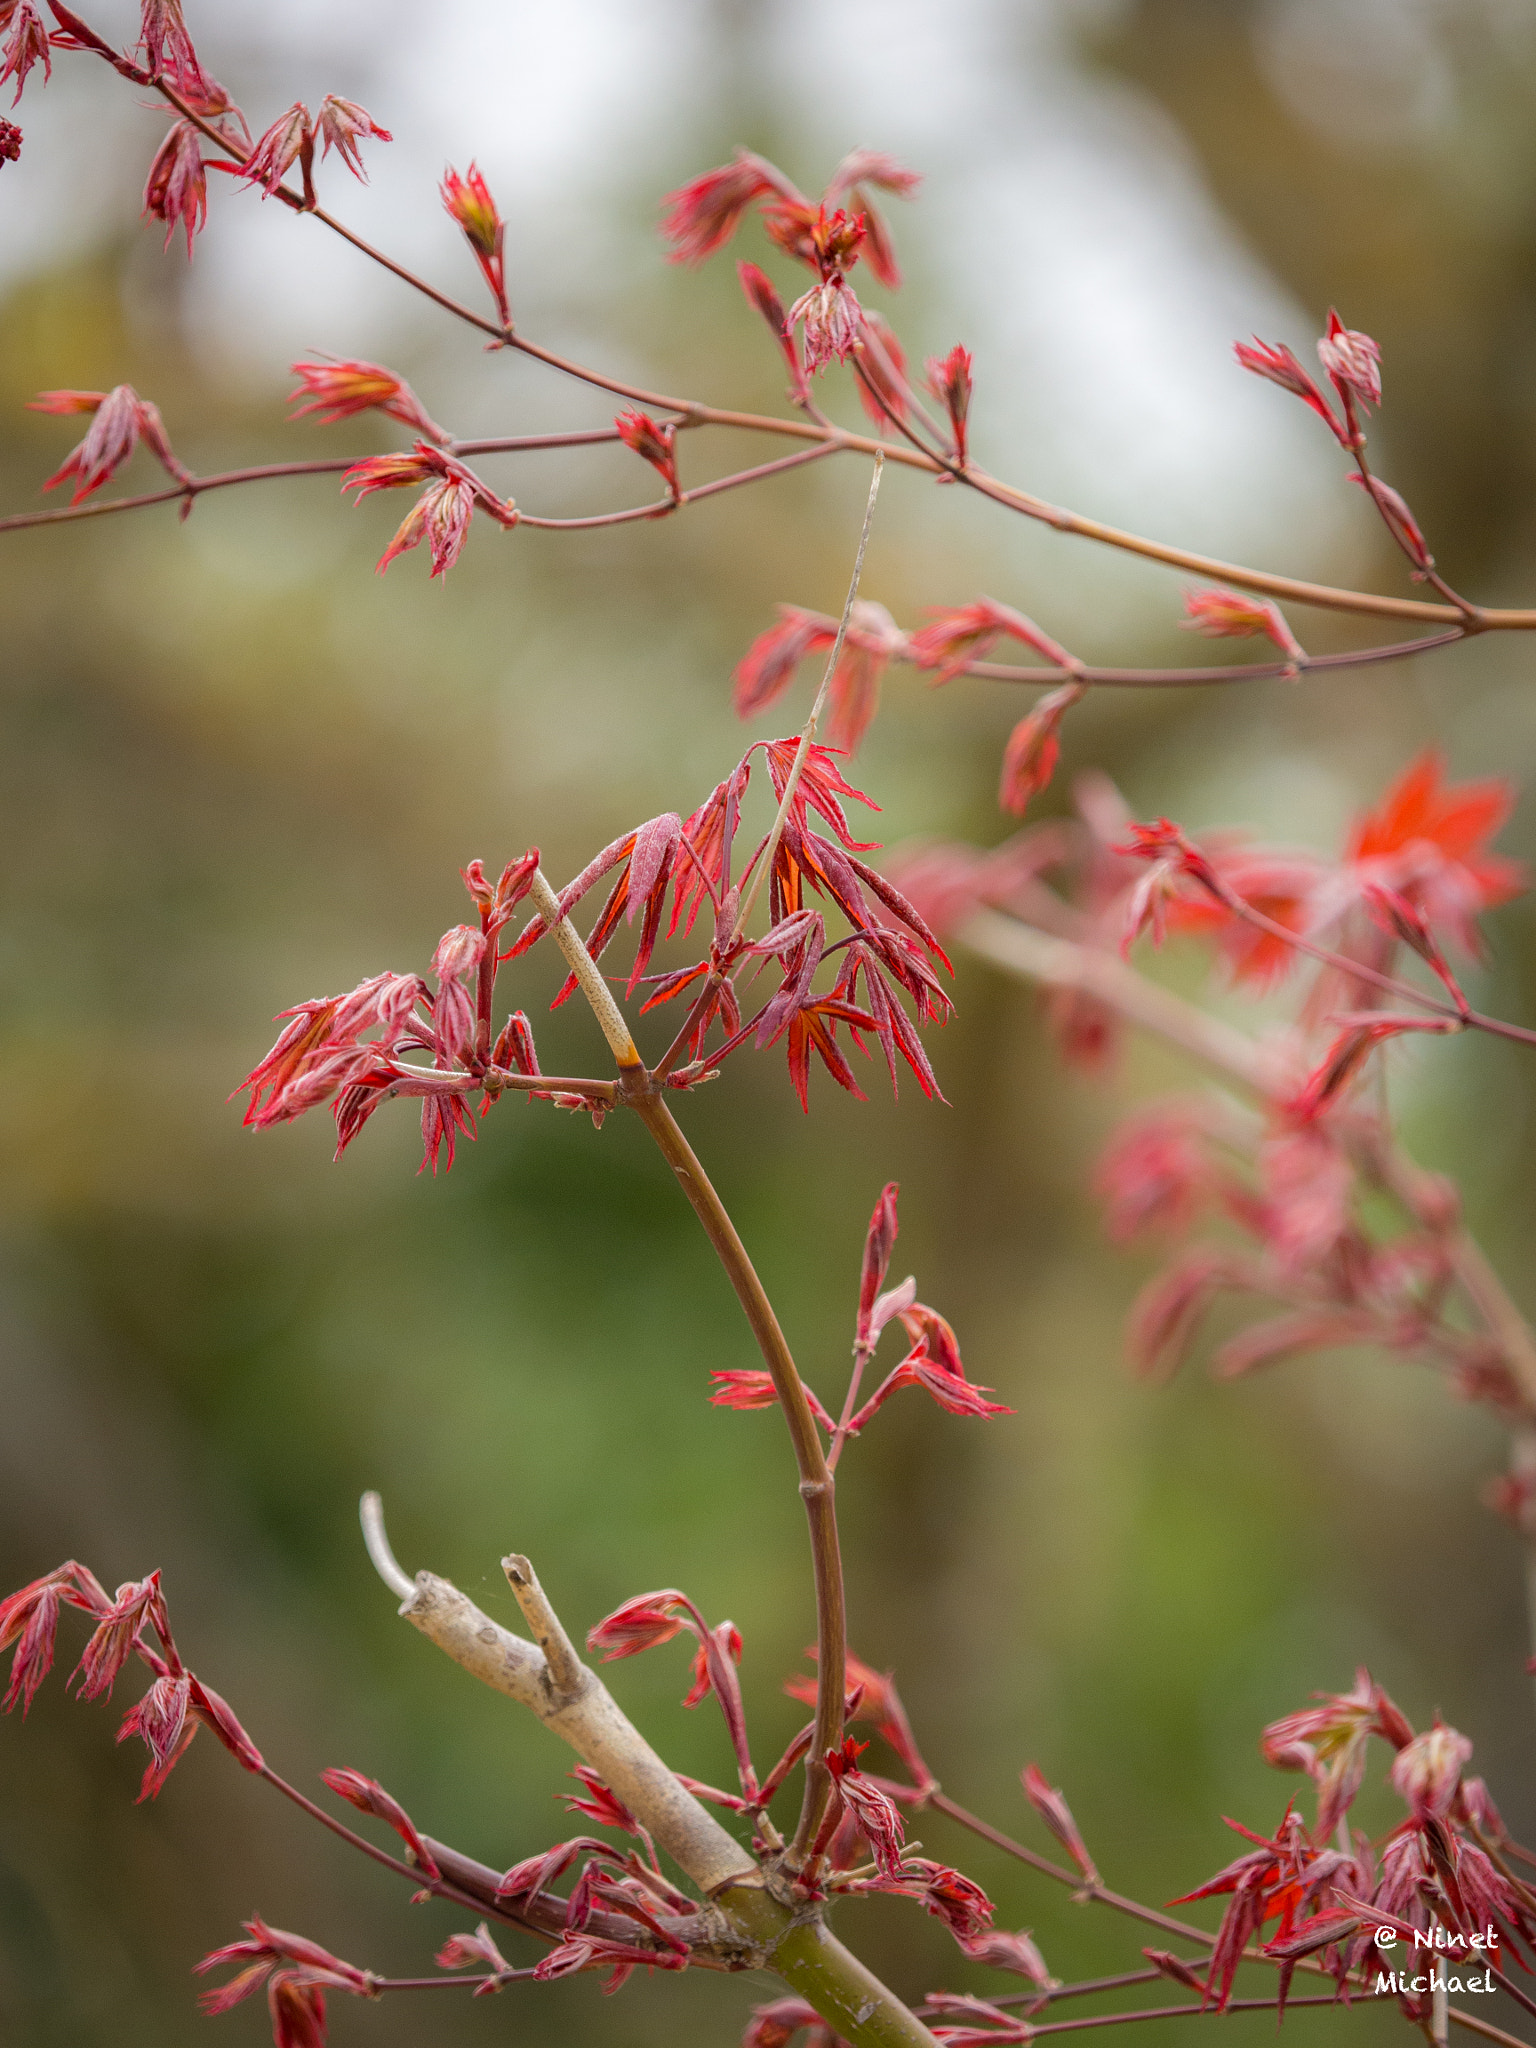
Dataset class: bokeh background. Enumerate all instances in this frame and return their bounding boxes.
[4,1,1536,2043]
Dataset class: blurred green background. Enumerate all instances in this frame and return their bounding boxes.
[3,1,1536,2044]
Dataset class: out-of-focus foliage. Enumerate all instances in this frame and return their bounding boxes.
[2,3,1535,2045]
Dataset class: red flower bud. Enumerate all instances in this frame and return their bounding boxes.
[117,1672,194,1800]
[854,308,910,430]
[31,384,187,504]
[321,1766,440,1877]
[825,1736,906,1876]
[1347,473,1432,568]
[738,261,805,394]
[962,1927,1055,1984]
[909,598,1077,684]
[377,477,479,580]
[744,1997,823,2048]
[560,1764,643,1837]
[733,608,838,720]
[857,1182,900,1345]
[138,0,199,81]
[1233,334,1347,445]
[787,277,862,375]
[660,151,802,266]
[73,1573,166,1701]
[1,1578,60,1715]
[435,1923,509,1981]
[586,1591,691,1660]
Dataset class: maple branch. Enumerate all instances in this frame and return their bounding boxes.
[522,865,847,1861]
[629,1092,848,1865]
[1168,879,1536,1051]
[373,1971,538,1990]
[29,8,1536,639]
[363,1499,937,2048]
[1021,1991,1388,2032]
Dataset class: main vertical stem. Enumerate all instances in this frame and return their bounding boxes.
[632,1094,846,1859]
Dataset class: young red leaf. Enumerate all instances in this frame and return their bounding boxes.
[1233,335,1347,445]
[925,344,973,466]
[615,410,680,500]
[1317,308,1381,411]
[661,151,804,265]
[586,1592,692,1660]
[1181,588,1304,666]
[825,1736,906,1876]
[442,163,510,323]
[321,1766,440,1877]
[738,260,806,394]
[998,682,1086,817]
[1020,1764,1101,1884]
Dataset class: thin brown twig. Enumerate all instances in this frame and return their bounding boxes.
[0,438,839,538]
[375,1970,539,1990]
[984,1971,1164,2009]
[630,1093,847,1864]
[1022,1991,1387,2032]
[926,1793,1213,1945]
[1175,877,1536,1051]
[253,1765,556,1940]
[782,608,1471,691]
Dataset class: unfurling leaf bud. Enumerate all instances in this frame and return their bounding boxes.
[615,409,680,500]
[925,344,972,467]
[1389,1720,1472,1818]
[1317,308,1381,411]
[998,682,1086,817]
[442,163,510,325]
[315,94,391,182]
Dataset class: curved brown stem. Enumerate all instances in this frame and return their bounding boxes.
[630,1093,846,1863]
